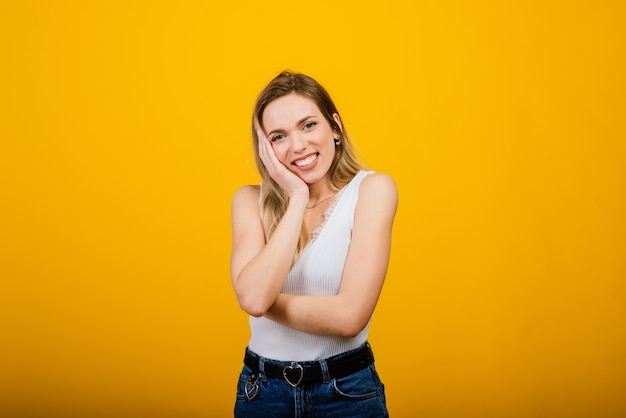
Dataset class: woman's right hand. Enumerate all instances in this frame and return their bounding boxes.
[258,130,309,199]
[230,132,311,316]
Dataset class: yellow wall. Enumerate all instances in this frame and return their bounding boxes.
[1,1,625,417]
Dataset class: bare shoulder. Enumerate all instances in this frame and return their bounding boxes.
[359,172,398,206]
[232,184,261,209]
[361,172,397,191]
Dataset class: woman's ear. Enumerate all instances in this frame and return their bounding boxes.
[332,113,343,136]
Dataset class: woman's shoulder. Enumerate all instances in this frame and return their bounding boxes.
[232,184,261,207]
[358,171,398,210]
[360,172,397,194]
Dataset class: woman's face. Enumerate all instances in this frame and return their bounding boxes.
[261,93,340,185]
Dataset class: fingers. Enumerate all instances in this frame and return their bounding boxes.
[256,130,308,197]
[258,131,283,179]
[257,130,275,169]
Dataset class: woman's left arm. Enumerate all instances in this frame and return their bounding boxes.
[264,173,399,338]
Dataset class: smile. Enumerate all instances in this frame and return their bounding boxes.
[293,153,318,167]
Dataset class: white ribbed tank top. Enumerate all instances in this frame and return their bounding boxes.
[248,170,374,361]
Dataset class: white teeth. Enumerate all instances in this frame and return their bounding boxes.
[294,154,317,167]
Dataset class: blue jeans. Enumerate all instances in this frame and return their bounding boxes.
[234,344,389,418]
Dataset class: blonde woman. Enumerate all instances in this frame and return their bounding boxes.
[231,71,398,417]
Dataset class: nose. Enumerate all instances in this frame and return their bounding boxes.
[290,132,307,152]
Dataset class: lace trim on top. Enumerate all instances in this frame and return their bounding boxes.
[308,185,348,245]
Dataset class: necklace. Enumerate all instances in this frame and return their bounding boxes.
[306,195,335,209]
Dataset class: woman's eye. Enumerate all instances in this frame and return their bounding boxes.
[303,121,317,129]
[271,134,284,142]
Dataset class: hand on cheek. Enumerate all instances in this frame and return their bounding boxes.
[258,130,308,198]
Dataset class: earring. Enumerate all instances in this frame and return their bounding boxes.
[334,139,341,146]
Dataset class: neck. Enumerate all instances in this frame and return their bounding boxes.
[307,178,337,203]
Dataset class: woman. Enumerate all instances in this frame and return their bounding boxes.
[231,71,398,417]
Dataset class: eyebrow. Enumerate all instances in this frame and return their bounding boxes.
[267,115,316,136]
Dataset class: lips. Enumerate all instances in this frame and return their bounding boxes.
[293,153,318,167]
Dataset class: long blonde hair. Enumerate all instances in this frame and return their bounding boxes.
[252,71,365,263]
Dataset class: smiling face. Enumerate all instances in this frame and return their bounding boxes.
[261,93,341,186]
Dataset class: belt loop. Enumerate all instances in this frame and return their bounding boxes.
[258,357,267,381]
[366,341,375,362]
[319,359,331,383]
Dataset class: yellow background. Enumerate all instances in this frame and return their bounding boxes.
[1,1,625,417]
